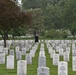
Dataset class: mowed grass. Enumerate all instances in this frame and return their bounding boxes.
[0,42,76,75]
[44,43,76,75]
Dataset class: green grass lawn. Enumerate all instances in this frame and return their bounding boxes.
[0,42,76,75]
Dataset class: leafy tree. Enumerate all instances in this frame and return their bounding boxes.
[0,0,31,47]
[58,0,67,7]
[50,0,61,5]
[63,0,76,37]
[22,0,60,10]
[22,0,76,38]
[22,0,47,10]
[37,0,47,10]
[10,26,28,39]
[71,22,76,37]
[44,4,63,30]
[22,0,66,30]
[22,0,39,9]
[28,8,44,35]
[44,29,68,39]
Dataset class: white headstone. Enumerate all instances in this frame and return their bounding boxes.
[0,46,3,52]
[59,48,64,56]
[3,47,8,55]
[26,53,32,64]
[30,50,35,57]
[16,46,20,53]
[63,52,69,62]
[39,51,45,57]
[40,47,44,51]
[72,56,76,71]
[37,67,50,75]
[0,53,5,64]
[38,56,46,67]
[72,50,76,57]
[17,60,27,75]
[58,61,68,75]
[72,44,75,50]
[48,47,53,54]
[22,48,26,55]
[56,46,60,52]
[66,47,70,54]
[11,40,15,48]
[9,49,14,55]
[50,50,55,58]
[7,55,14,69]
[16,51,22,60]
[53,54,59,65]
[62,44,66,50]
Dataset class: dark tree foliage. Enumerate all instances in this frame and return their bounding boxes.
[0,0,31,47]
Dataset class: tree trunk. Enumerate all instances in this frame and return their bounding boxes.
[6,33,8,40]
[3,32,7,47]
[4,37,6,47]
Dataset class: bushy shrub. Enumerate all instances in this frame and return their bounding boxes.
[44,29,68,39]
[60,30,68,38]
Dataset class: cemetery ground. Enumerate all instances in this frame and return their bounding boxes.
[0,40,76,75]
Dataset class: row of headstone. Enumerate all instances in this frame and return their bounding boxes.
[46,40,76,72]
[0,40,36,71]
[0,40,34,47]
[48,45,70,55]
[72,43,76,71]
[0,40,11,48]
[38,43,46,67]
[15,40,34,51]
[0,40,76,75]
[45,40,71,49]
[0,40,34,72]
[46,40,70,63]
[0,39,35,47]
[26,43,39,64]
[46,40,70,75]
[37,42,50,75]
[17,42,39,75]
[15,40,36,61]
[46,42,60,66]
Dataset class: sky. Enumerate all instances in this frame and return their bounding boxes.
[18,0,22,4]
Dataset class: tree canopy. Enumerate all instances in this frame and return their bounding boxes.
[0,0,31,47]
